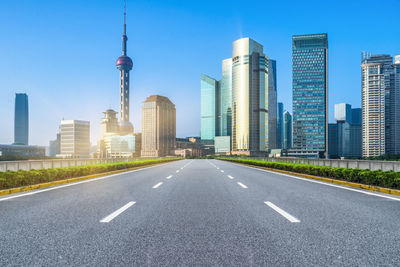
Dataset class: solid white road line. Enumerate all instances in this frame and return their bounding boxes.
[264,201,300,223]
[228,175,234,179]
[166,175,173,179]
[237,182,248,189]
[100,201,136,223]
[220,170,224,173]
[152,182,163,189]
[0,164,167,202]
[229,162,400,202]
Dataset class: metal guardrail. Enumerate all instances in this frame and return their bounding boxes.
[246,157,400,172]
[0,157,160,172]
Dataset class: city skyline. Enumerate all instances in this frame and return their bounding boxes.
[1,0,400,146]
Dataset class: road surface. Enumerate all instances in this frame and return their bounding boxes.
[1,159,399,266]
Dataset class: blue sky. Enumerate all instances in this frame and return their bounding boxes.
[0,0,399,146]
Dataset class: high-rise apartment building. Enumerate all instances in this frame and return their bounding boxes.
[268,60,278,149]
[59,120,90,158]
[200,74,219,140]
[14,93,29,145]
[277,102,283,149]
[141,95,176,157]
[231,37,269,156]
[283,111,292,150]
[361,53,400,157]
[291,33,328,158]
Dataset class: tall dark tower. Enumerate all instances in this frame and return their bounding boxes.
[116,0,134,134]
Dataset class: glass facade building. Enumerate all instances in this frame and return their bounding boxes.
[231,38,268,155]
[200,74,219,140]
[14,93,29,145]
[268,60,278,149]
[277,102,283,149]
[219,58,232,137]
[283,111,292,150]
[292,33,328,158]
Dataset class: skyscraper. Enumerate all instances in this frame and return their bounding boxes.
[231,37,269,156]
[291,33,328,158]
[329,103,362,158]
[141,95,176,157]
[268,60,278,149]
[361,53,398,157]
[220,58,232,137]
[116,1,133,134]
[59,120,90,158]
[200,74,219,140]
[277,102,283,149]
[283,111,292,150]
[14,93,29,145]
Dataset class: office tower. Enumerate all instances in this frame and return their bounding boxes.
[328,103,362,158]
[292,33,328,158]
[268,60,278,149]
[360,53,400,157]
[283,111,292,150]
[14,93,29,145]
[116,1,134,134]
[277,102,283,149]
[200,74,219,140]
[335,103,352,123]
[220,58,232,137]
[141,95,176,157]
[351,108,362,125]
[231,37,269,156]
[60,120,90,158]
[100,109,120,140]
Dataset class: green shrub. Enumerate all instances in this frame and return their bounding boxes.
[219,158,400,190]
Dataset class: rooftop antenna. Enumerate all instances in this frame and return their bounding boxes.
[122,0,127,56]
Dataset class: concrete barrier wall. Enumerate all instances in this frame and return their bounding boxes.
[247,157,400,172]
[0,158,146,172]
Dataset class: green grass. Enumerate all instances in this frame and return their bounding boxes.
[0,158,181,190]
[219,158,400,190]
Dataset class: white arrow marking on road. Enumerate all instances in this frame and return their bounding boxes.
[166,175,173,179]
[100,201,136,223]
[237,182,248,189]
[264,201,300,223]
[152,182,163,189]
[228,175,234,179]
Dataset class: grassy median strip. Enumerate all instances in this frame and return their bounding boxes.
[219,158,400,194]
[0,158,181,193]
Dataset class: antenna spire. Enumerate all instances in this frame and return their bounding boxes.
[122,0,127,56]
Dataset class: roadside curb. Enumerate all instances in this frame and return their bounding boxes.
[0,162,173,197]
[223,161,400,197]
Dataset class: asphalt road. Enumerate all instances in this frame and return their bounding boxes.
[1,159,400,266]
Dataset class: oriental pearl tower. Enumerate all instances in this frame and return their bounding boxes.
[116,0,134,134]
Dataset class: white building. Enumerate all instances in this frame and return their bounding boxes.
[59,120,90,158]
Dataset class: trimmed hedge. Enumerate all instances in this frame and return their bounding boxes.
[220,158,400,190]
[0,158,180,190]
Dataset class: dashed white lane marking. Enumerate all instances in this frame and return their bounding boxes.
[264,201,300,223]
[176,170,180,173]
[220,170,224,173]
[228,175,234,179]
[152,182,163,189]
[166,175,173,179]
[229,162,400,202]
[181,167,184,170]
[237,182,248,189]
[217,167,220,170]
[100,201,136,223]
